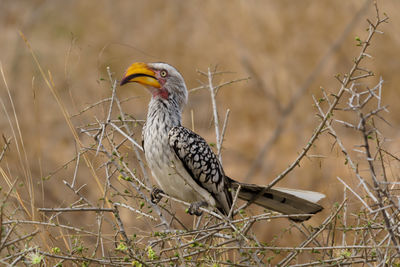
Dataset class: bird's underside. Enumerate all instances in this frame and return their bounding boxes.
[120,62,325,222]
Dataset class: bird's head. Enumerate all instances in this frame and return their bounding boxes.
[120,62,188,108]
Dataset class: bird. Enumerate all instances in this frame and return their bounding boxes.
[120,62,325,222]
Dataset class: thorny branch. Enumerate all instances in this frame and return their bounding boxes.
[2,2,399,266]
[244,0,372,181]
[242,2,389,210]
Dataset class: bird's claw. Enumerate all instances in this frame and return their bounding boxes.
[151,187,164,204]
[188,201,208,216]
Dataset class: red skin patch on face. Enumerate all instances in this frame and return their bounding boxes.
[152,88,169,99]
[151,69,169,99]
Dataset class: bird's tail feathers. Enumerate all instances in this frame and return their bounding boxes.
[227,177,324,222]
[272,187,325,203]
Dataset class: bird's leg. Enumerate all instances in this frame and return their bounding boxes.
[151,187,164,204]
[188,201,208,216]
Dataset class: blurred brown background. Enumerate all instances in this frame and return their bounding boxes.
[1,0,399,244]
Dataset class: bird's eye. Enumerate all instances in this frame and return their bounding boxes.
[160,70,168,77]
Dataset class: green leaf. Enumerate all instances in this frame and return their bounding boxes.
[28,253,44,265]
[116,242,128,251]
[131,261,143,267]
[147,246,157,260]
[51,247,61,254]
[341,249,351,258]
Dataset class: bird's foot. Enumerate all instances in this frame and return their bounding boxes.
[188,201,208,216]
[151,187,164,204]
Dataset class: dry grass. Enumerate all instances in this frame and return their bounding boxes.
[0,0,400,266]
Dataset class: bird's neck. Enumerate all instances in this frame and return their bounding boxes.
[146,97,182,133]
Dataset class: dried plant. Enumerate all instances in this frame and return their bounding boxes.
[0,2,398,266]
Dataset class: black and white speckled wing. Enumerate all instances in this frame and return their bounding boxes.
[168,126,233,215]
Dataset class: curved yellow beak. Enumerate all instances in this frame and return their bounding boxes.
[120,62,161,88]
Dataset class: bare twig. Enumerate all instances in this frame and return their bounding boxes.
[242,4,388,209]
